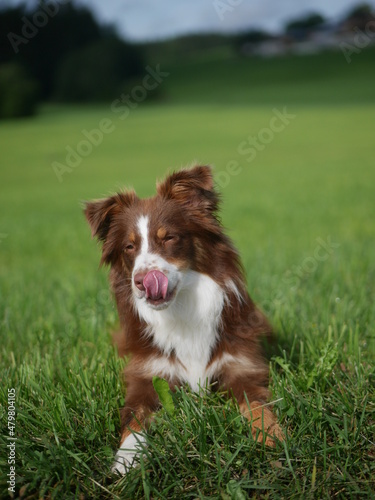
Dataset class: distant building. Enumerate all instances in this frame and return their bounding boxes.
[240,12,375,58]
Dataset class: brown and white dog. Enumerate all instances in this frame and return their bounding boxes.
[84,165,282,474]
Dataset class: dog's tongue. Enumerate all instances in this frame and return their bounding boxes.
[143,270,169,301]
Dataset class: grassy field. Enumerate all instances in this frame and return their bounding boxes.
[1,50,375,498]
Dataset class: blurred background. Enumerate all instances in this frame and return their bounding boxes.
[0,0,374,311]
[1,0,375,114]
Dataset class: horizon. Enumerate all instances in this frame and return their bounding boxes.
[4,0,375,43]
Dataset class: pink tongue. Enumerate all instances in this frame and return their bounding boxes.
[143,270,169,301]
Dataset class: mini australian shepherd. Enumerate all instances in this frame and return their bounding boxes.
[84,165,283,474]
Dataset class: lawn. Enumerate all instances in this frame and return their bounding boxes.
[0,50,375,498]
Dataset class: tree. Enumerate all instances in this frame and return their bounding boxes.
[236,30,272,46]
[286,13,325,38]
[0,1,144,102]
[55,37,144,102]
[346,3,373,20]
[0,63,39,118]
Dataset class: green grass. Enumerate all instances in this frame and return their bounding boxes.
[163,46,375,105]
[1,51,375,498]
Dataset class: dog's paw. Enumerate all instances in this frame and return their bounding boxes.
[111,449,137,475]
[111,431,146,475]
[240,401,284,447]
[262,421,284,447]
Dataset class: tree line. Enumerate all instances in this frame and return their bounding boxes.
[0,1,145,117]
[0,1,373,119]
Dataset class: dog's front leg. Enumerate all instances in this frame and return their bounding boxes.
[239,399,283,446]
[221,375,283,446]
[112,376,159,475]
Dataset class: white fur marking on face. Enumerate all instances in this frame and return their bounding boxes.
[138,215,149,255]
[132,214,183,310]
[111,432,146,475]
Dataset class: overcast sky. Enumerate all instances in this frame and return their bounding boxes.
[7,0,375,41]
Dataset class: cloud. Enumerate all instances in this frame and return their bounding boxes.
[7,0,375,41]
[85,0,375,41]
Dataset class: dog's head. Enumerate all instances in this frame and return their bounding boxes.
[85,166,222,312]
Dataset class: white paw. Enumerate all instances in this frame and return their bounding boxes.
[111,449,137,475]
[111,432,146,475]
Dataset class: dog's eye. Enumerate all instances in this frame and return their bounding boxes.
[164,235,176,243]
[125,244,135,252]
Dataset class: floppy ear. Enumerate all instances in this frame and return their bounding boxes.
[84,191,137,242]
[157,165,220,216]
[84,191,137,265]
[84,196,120,242]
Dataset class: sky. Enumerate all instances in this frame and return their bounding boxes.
[6,0,375,42]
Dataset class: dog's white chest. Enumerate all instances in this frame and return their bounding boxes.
[144,271,225,391]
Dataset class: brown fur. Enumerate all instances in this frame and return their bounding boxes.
[84,165,283,453]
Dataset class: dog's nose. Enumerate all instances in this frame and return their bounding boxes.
[134,272,146,291]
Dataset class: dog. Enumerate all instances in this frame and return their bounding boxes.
[84,165,283,475]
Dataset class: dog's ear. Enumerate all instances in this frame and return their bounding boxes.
[157,165,219,215]
[84,191,137,241]
[84,191,138,266]
[84,196,119,242]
